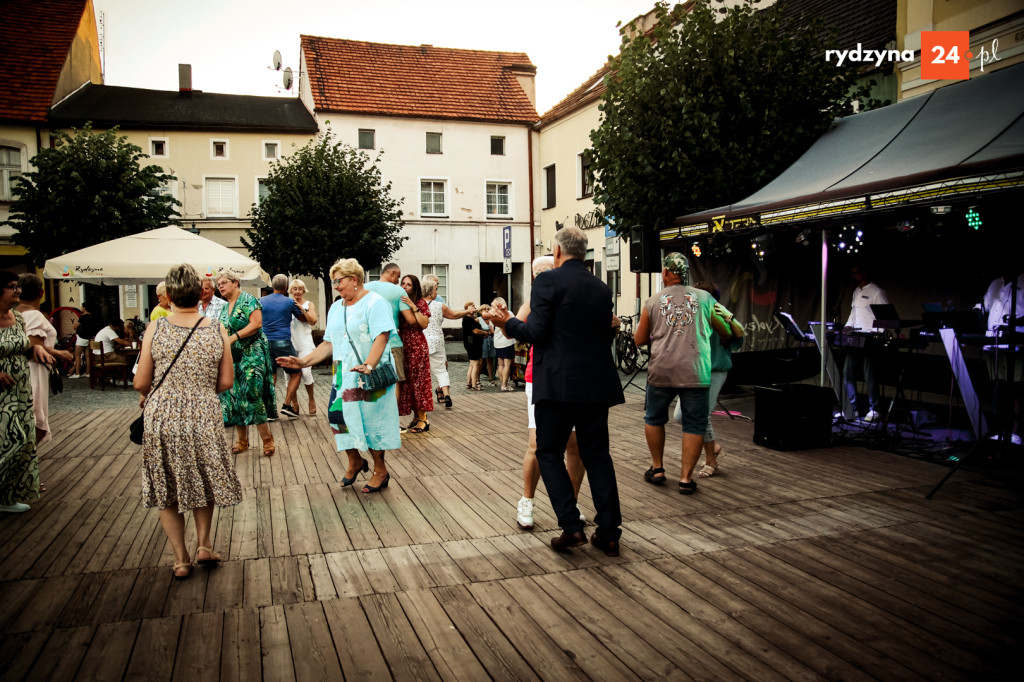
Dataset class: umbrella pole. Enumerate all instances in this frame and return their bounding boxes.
[820,229,828,387]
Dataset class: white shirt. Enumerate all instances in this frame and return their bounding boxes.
[93,325,120,354]
[982,274,1024,337]
[845,282,889,332]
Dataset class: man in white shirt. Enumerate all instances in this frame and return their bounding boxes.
[199,279,226,320]
[93,320,130,361]
[979,267,1024,444]
[841,266,889,422]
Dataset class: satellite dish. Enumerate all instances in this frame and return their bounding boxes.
[272,50,282,71]
[283,67,293,90]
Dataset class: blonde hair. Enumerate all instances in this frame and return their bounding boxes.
[155,281,167,296]
[289,278,307,294]
[165,264,202,307]
[464,301,476,310]
[532,255,555,276]
[216,269,240,285]
[491,296,507,309]
[422,279,437,297]
[478,303,492,312]
[330,258,364,283]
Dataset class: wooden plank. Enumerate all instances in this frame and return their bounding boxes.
[220,607,262,682]
[121,566,173,621]
[260,605,296,681]
[324,550,375,598]
[332,483,382,550]
[269,556,306,606]
[204,560,245,613]
[359,592,442,681]
[355,548,401,594]
[379,545,435,591]
[306,553,338,601]
[283,601,343,681]
[124,616,181,682]
[397,588,490,680]
[304,483,352,553]
[171,611,223,682]
[281,485,320,556]
[74,620,139,682]
[0,630,49,681]
[9,574,82,633]
[24,624,94,681]
[321,596,393,682]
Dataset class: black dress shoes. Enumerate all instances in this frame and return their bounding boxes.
[550,530,586,551]
[590,533,620,557]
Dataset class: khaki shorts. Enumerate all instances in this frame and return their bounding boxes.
[391,346,407,381]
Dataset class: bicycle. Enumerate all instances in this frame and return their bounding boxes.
[615,314,648,374]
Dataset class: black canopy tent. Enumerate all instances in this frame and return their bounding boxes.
[661,62,1024,388]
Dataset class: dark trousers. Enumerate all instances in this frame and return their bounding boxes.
[534,400,622,541]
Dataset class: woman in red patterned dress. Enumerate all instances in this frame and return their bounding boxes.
[398,275,433,433]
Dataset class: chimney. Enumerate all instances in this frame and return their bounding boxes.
[178,64,192,95]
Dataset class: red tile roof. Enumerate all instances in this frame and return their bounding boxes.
[301,36,538,124]
[0,0,89,123]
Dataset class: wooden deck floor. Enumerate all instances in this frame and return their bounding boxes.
[1,378,1021,681]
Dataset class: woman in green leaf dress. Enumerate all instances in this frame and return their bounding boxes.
[216,270,277,456]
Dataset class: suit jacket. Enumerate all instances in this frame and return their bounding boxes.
[506,259,624,407]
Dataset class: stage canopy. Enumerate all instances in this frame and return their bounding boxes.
[43,226,270,286]
[672,61,1024,235]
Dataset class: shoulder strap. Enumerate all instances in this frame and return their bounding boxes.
[148,317,203,400]
[342,300,365,365]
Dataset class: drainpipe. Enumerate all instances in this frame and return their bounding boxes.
[528,125,535,282]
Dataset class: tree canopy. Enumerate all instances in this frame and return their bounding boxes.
[243,130,406,294]
[6,124,180,266]
[590,0,867,236]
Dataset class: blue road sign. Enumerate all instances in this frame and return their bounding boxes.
[503,225,512,259]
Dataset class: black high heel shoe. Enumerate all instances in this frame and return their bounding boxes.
[362,472,390,493]
[341,457,369,487]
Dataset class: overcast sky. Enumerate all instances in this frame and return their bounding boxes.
[93,0,658,114]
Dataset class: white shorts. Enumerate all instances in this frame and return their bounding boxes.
[75,336,90,347]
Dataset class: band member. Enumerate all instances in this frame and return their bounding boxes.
[840,265,888,422]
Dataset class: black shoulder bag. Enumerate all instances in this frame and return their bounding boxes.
[343,300,398,392]
[129,318,203,445]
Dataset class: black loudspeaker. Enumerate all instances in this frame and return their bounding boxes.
[753,384,833,451]
[629,225,660,273]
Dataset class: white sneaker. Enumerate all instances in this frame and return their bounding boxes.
[0,502,30,513]
[863,410,881,423]
[578,504,586,524]
[516,497,534,529]
[68,374,80,379]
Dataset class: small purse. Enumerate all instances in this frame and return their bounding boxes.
[49,364,63,395]
[129,319,203,445]
[343,300,398,392]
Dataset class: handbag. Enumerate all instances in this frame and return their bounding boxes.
[327,385,345,426]
[49,364,63,395]
[129,318,203,445]
[343,300,398,392]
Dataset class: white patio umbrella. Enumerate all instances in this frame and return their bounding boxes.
[43,226,270,286]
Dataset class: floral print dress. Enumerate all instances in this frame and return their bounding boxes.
[0,311,37,505]
[397,299,433,417]
[141,318,242,511]
[219,292,277,424]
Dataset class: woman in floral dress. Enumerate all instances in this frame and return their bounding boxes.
[135,264,241,579]
[216,269,277,456]
[398,275,433,433]
[277,258,400,494]
[0,271,52,514]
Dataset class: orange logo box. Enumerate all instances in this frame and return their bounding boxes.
[921,31,971,80]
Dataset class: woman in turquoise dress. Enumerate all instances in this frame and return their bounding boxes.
[277,258,400,493]
[215,269,277,456]
[0,270,53,514]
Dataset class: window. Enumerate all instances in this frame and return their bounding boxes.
[211,139,229,159]
[426,132,442,154]
[579,150,594,198]
[150,138,168,158]
[422,264,448,301]
[358,129,375,149]
[607,267,620,297]
[263,141,279,160]
[365,266,382,282]
[256,177,270,205]
[490,136,505,155]
[205,177,237,217]
[0,145,23,202]
[486,182,511,218]
[420,179,447,217]
[543,164,556,209]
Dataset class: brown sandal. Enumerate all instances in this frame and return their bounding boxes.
[196,546,222,567]
[172,561,193,580]
[308,400,317,416]
[262,436,275,457]
[231,440,249,454]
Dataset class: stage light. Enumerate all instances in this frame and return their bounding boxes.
[750,234,775,262]
[833,224,864,254]
[930,205,952,215]
[966,206,982,230]
[795,228,812,245]
[896,218,915,232]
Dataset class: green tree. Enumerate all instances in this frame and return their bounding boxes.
[591,0,867,235]
[244,130,406,295]
[6,124,180,266]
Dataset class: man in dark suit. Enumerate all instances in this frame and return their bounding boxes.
[486,227,625,555]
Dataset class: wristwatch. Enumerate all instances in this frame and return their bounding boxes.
[365,363,374,372]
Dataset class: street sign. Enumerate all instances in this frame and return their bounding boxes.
[605,236,620,256]
[606,254,620,272]
[502,225,512,259]
[502,257,512,274]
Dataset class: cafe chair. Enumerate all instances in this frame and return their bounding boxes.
[88,340,128,390]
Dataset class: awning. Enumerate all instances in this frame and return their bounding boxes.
[672,61,1024,235]
[43,226,270,286]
